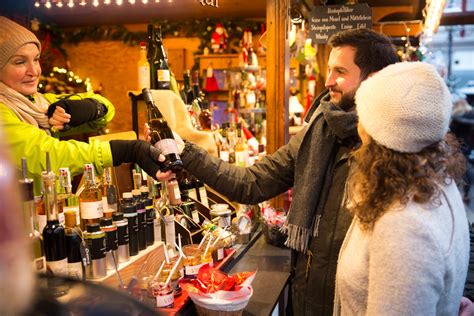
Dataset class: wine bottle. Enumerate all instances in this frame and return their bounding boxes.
[193,176,209,208]
[78,163,104,230]
[121,192,139,256]
[178,170,198,202]
[19,157,46,273]
[64,211,84,280]
[142,88,184,173]
[147,24,170,90]
[42,152,69,295]
[183,70,194,105]
[58,167,80,226]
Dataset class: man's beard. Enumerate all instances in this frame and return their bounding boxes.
[335,89,356,111]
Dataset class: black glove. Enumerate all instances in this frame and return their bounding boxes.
[47,98,108,131]
[109,140,162,179]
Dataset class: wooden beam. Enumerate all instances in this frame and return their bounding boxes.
[373,21,423,37]
[372,6,414,23]
[440,12,474,25]
[266,0,290,209]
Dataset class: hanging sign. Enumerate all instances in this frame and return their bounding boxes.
[200,0,218,7]
[309,4,372,44]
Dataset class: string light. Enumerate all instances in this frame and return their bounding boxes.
[32,0,177,8]
[423,0,447,37]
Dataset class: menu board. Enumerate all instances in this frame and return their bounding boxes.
[309,4,373,44]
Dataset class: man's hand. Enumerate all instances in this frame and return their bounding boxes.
[48,106,71,131]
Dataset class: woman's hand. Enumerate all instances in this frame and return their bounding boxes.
[48,106,71,131]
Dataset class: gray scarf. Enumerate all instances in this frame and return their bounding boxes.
[285,99,358,253]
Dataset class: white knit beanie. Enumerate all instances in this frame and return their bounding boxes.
[0,17,41,70]
[356,62,452,153]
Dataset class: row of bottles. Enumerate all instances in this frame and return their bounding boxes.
[20,153,168,289]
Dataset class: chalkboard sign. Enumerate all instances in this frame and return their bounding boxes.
[309,4,372,44]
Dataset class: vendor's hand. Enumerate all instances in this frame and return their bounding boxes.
[144,123,185,154]
[48,106,71,131]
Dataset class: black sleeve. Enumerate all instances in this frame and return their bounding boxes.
[47,98,108,129]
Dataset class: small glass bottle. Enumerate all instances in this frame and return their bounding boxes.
[79,163,104,230]
[58,167,80,226]
[140,186,155,246]
[132,189,147,251]
[64,211,84,280]
[112,212,130,263]
[84,223,107,279]
[167,177,182,206]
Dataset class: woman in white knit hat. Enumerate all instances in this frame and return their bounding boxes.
[0,16,166,195]
[334,61,470,315]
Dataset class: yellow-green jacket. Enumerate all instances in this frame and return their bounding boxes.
[0,91,115,195]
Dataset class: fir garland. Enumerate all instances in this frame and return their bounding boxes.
[39,18,264,54]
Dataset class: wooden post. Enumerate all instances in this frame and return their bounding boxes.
[266,0,290,209]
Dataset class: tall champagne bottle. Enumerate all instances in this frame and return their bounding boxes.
[42,152,69,296]
[147,24,170,90]
[19,157,46,273]
[142,88,183,173]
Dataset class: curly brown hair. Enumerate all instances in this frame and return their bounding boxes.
[347,133,467,231]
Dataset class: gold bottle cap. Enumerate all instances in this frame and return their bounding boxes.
[64,210,77,228]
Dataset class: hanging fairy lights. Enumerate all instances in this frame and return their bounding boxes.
[423,0,447,38]
[34,0,177,8]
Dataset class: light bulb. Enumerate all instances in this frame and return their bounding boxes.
[45,1,52,8]
[34,1,40,7]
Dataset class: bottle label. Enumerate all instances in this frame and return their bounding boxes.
[220,150,230,162]
[58,211,65,226]
[235,151,249,168]
[173,186,181,200]
[80,201,104,219]
[117,224,130,245]
[217,248,225,261]
[47,258,68,277]
[156,292,174,308]
[138,65,150,89]
[154,138,179,156]
[85,236,106,260]
[68,262,83,280]
[34,256,46,273]
[188,189,198,201]
[199,187,209,207]
[157,69,170,83]
[101,197,108,213]
[192,210,200,224]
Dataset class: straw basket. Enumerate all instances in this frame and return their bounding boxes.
[189,287,253,316]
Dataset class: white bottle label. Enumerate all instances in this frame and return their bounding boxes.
[33,256,46,273]
[188,189,198,202]
[156,292,174,308]
[217,248,225,261]
[47,258,68,277]
[173,186,181,200]
[68,262,83,280]
[138,65,150,89]
[199,187,209,208]
[192,210,200,224]
[235,151,249,167]
[102,197,108,213]
[157,69,170,82]
[80,201,104,219]
[58,212,65,226]
[154,138,179,156]
[220,150,229,162]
